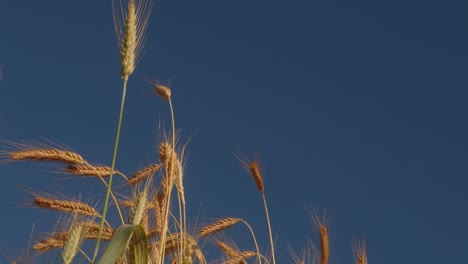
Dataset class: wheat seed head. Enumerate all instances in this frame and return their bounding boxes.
[199,217,243,238]
[352,238,368,264]
[113,0,155,80]
[156,84,172,101]
[235,151,265,193]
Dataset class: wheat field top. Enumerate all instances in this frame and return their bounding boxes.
[0,0,467,263]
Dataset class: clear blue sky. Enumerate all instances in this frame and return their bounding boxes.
[1,0,467,263]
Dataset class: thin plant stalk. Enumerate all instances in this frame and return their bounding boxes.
[240,219,262,264]
[158,98,178,264]
[92,79,128,262]
[262,192,276,264]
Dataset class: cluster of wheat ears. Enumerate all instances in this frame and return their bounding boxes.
[2,1,368,264]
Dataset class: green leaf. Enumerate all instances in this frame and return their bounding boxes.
[98,224,148,264]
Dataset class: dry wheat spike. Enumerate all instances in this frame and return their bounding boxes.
[199,218,243,238]
[34,196,99,216]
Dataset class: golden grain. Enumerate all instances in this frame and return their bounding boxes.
[34,196,99,216]
[10,148,86,164]
[199,218,242,238]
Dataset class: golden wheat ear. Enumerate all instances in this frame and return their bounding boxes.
[353,238,368,264]
[33,196,99,217]
[113,0,155,80]
[308,209,330,264]
[199,218,243,238]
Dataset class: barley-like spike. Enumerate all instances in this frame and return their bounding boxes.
[34,196,99,216]
[159,142,175,165]
[155,84,172,101]
[128,163,162,185]
[153,194,162,236]
[34,238,66,251]
[199,218,242,238]
[217,241,240,258]
[320,225,330,264]
[66,164,119,177]
[353,239,368,264]
[113,0,154,80]
[80,221,114,240]
[249,161,264,193]
[10,149,86,164]
[119,0,137,79]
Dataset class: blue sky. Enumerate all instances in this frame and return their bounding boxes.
[1,0,467,263]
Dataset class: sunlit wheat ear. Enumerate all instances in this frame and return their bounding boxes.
[249,161,264,193]
[34,196,99,216]
[155,83,172,101]
[128,163,162,185]
[33,222,114,252]
[289,242,314,264]
[113,0,155,80]
[217,240,239,258]
[199,218,243,238]
[353,238,367,264]
[33,237,66,251]
[81,221,115,240]
[9,148,87,164]
[61,223,83,264]
[319,225,330,264]
[309,209,330,264]
[66,164,120,177]
[235,152,264,193]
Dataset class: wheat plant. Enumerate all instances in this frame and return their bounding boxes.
[1,1,369,264]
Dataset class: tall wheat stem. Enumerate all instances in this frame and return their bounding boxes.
[92,79,128,262]
[158,99,178,264]
[262,193,276,264]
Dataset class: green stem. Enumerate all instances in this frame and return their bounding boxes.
[92,78,128,263]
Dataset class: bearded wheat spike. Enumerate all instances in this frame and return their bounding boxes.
[113,0,154,80]
[353,238,368,264]
[66,164,119,177]
[320,225,330,264]
[199,218,243,238]
[217,240,239,258]
[128,163,162,185]
[249,161,264,193]
[155,84,172,101]
[10,148,86,164]
[34,196,99,216]
[34,238,66,251]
